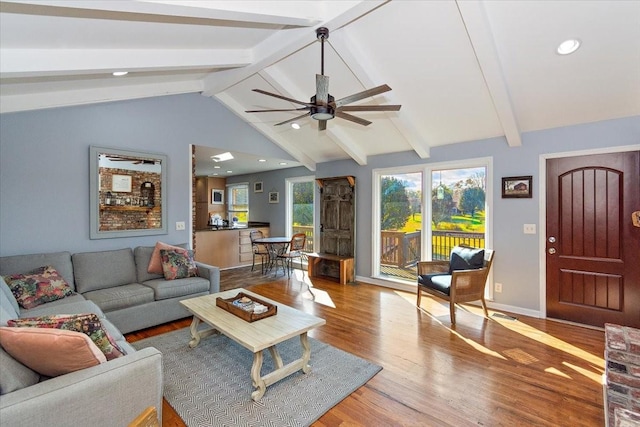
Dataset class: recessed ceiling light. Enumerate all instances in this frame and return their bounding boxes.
[212,173,219,176]
[291,123,301,130]
[226,170,233,173]
[213,165,221,169]
[279,162,287,166]
[557,39,581,55]
[112,71,128,76]
[258,159,266,162]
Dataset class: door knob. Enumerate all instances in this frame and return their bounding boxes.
[548,236,556,243]
[548,248,556,255]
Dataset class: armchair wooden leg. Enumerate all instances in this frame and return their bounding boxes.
[481,297,489,318]
[450,303,456,325]
[416,289,422,306]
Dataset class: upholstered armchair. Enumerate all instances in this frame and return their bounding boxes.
[416,246,495,324]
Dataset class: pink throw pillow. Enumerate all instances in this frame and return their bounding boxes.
[147,242,184,274]
[0,327,106,377]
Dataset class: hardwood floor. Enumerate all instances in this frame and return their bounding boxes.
[125,266,606,426]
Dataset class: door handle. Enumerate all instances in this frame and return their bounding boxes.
[548,248,556,255]
[548,236,556,243]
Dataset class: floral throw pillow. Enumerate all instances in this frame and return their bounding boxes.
[4,266,74,309]
[160,249,198,280]
[8,313,124,360]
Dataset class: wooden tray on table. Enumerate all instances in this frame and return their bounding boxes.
[215,292,277,322]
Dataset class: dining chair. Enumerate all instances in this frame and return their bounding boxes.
[249,230,269,274]
[416,245,495,324]
[276,233,307,278]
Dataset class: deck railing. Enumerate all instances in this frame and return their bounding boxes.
[292,225,314,252]
[380,230,485,266]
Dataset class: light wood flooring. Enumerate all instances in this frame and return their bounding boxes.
[125,266,606,426]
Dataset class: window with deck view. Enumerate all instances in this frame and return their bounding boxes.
[227,183,248,225]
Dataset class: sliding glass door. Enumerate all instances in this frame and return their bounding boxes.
[373,159,491,286]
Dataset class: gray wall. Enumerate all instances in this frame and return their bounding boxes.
[0,93,297,256]
[1,91,638,314]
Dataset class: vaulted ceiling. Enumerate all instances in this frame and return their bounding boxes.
[1,1,639,172]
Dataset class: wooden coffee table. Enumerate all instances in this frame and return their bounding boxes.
[180,288,326,401]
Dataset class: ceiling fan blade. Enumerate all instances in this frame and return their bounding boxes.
[274,112,310,126]
[338,105,401,112]
[316,74,329,105]
[334,84,392,108]
[252,89,311,107]
[318,120,327,131]
[245,107,309,113]
[335,111,372,126]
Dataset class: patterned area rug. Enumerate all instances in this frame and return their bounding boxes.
[132,328,382,426]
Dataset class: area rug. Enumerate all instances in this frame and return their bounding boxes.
[132,328,382,426]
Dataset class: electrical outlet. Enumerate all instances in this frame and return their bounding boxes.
[523,224,536,234]
[495,282,503,293]
[176,221,185,231]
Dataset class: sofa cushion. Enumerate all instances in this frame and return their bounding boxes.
[19,295,98,318]
[0,327,106,377]
[83,284,155,312]
[0,345,40,394]
[160,249,198,280]
[8,313,124,360]
[143,276,210,300]
[134,245,163,283]
[4,266,74,309]
[147,242,187,275]
[73,248,137,293]
[449,246,485,273]
[0,251,76,290]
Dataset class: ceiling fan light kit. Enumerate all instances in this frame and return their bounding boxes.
[246,27,401,130]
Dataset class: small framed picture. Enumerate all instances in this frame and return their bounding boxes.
[502,176,532,198]
[254,181,263,193]
[111,174,132,192]
[269,191,279,204]
[212,189,224,204]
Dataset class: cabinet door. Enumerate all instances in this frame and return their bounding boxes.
[195,177,209,203]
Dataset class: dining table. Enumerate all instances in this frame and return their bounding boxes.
[252,236,291,275]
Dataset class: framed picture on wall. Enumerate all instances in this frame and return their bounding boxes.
[254,181,263,193]
[111,174,132,192]
[502,176,532,198]
[212,189,224,204]
[269,191,279,203]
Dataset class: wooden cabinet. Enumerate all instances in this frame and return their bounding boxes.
[195,227,270,269]
[313,176,355,283]
[195,177,209,203]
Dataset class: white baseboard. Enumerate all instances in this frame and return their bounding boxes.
[355,275,543,319]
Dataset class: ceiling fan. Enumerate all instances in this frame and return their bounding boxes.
[245,27,401,130]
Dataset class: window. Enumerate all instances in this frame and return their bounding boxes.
[227,183,248,225]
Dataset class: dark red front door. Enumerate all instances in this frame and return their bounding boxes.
[546,151,640,328]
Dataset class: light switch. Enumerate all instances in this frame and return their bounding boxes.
[176,221,186,230]
[523,224,536,234]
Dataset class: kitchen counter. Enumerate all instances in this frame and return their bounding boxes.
[194,224,270,269]
[195,222,269,232]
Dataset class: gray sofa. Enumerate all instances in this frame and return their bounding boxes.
[0,245,220,426]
